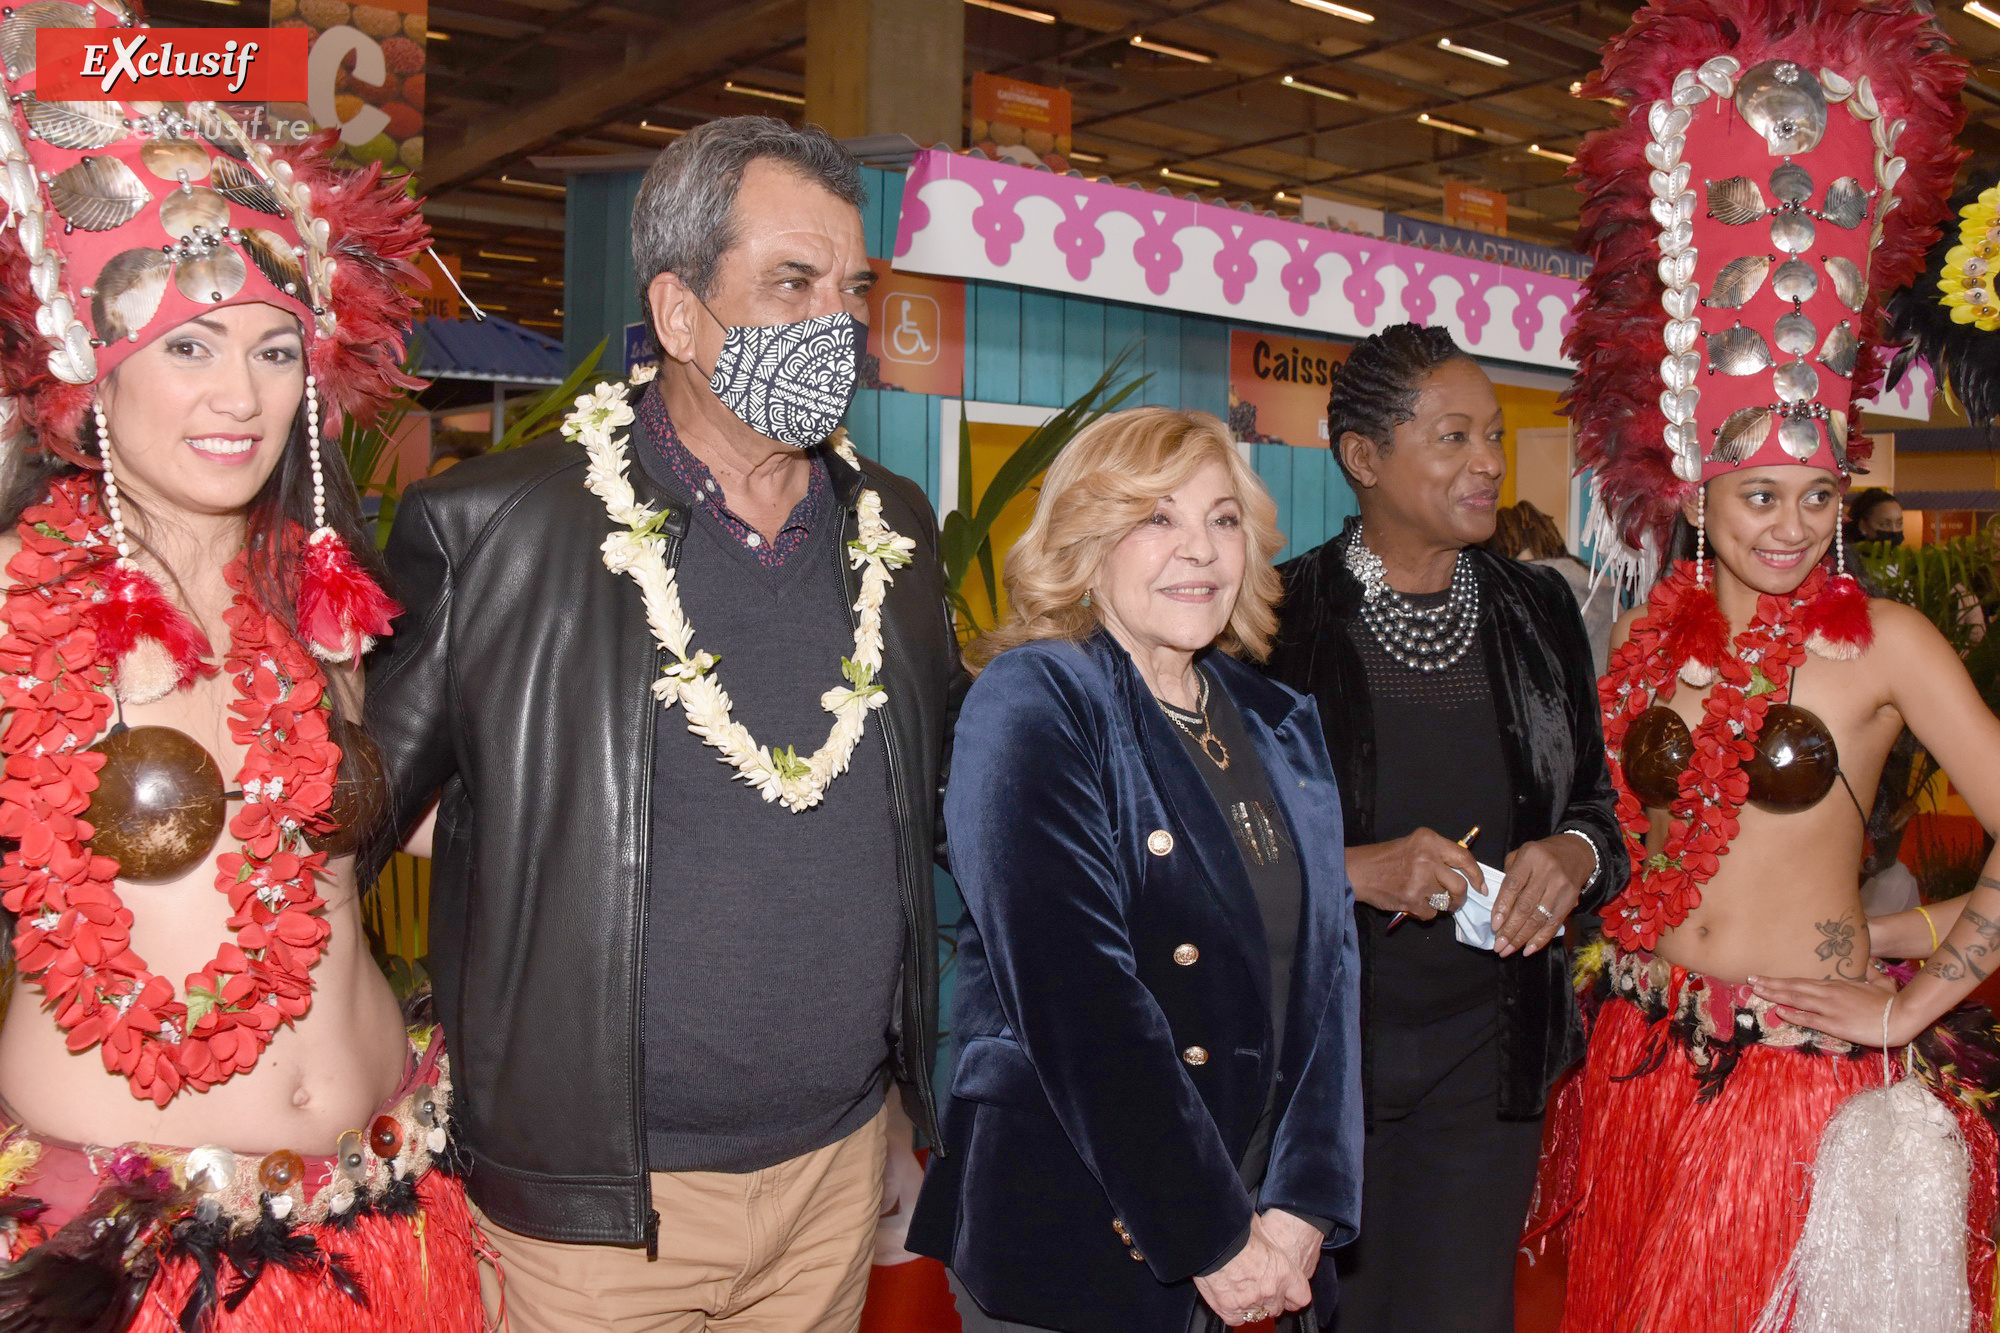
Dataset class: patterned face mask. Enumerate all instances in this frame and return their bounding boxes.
[703,307,861,449]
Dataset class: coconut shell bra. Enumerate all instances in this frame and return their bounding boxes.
[86,716,384,883]
[1621,700,1843,814]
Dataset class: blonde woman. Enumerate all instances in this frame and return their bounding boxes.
[907,409,1363,1332]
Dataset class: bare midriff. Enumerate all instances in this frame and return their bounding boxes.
[0,647,405,1156]
[1645,650,1906,985]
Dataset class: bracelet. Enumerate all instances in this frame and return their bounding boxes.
[1559,828,1601,889]
[1916,903,1940,954]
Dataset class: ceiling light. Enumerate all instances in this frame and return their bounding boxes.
[724,81,806,106]
[1417,112,1482,137]
[1130,34,1214,63]
[1160,166,1222,188]
[1970,1,2000,27]
[1282,75,1355,102]
[638,121,684,135]
[1068,149,1104,162]
[1568,80,1584,95]
[193,0,241,6]
[1289,0,1375,19]
[426,27,448,40]
[1527,144,1576,164]
[477,303,510,312]
[478,250,543,263]
[540,275,565,286]
[966,0,1058,22]
[500,175,567,194]
[458,270,495,280]
[1274,191,1299,203]
[1437,37,1510,67]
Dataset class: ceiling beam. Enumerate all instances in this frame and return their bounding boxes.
[1069,0,1582,131]
[421,0,802,194]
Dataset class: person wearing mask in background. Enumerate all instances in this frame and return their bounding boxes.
[1266,323,1625,1333]
[364,117,958,1330]
[1485,499,1617,670]
[1846,487,1904,547]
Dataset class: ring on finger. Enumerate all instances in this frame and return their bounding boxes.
[1534,903,1554,919]
[1427,891,1452,912]
[1240,1310,1268,1323]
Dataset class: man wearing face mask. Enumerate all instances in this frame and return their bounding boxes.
[363,117,958,1329]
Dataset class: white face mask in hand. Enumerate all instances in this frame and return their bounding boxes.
[1453,863,1518,951]
[701,305,861,448]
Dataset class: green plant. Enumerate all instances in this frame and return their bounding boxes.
[489,338,608,453]
[940,343,1148,640]
[1854,523,2000,661]
[1852,521,2000,897]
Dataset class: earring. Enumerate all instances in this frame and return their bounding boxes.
[1835,520,1847,579]
[1694,485,1707,588]
[94,399,132,567]
[305,373,327,537]
[1079,590,1093,609]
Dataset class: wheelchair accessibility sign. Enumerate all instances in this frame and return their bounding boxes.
[883,293,941,365]
[864,259,963,397]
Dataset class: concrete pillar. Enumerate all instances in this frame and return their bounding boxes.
[806,0,965,147]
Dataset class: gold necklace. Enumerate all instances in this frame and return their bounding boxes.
[1159,671,1230,771]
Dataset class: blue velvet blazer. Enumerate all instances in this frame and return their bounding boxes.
[907,632,1363,1333]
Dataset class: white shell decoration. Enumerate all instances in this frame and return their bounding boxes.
[1663,285,1699,320]
[1649,102,1693,143]
[1644,138,1685,172]
[184,1144,237,1194]
[1672,70,1709,107]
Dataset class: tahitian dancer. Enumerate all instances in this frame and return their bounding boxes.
[0,2,483,1327]
[1535,2,2000,1329]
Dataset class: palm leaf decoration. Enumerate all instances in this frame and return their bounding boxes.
[940,342,1148,639]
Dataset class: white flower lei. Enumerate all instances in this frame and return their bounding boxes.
[563,379,916,812]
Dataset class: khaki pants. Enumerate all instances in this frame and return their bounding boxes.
[480,1104,888,1332]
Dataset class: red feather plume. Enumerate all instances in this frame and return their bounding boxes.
[298,530,402,662]
[272,132,432,437]
[82,561,214,689]
[1801,572,1874,659]
[1566,0,1967,562]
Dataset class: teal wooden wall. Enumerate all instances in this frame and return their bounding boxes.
[566,164,1356,561]
[563,171,647,378]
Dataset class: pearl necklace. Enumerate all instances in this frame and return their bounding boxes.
[1343,524,1481,673]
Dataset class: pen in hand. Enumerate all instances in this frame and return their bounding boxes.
[1386,825,1481,932]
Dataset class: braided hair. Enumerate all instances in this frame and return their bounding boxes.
[1326,323,1470,487]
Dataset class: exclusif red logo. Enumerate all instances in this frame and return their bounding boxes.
[37,28,308,101]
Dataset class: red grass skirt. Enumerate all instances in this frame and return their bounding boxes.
[0,1033,487,1331]
[1531,956,1998,1332]
[127,1171,486,1332]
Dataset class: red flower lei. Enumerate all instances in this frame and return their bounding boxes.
[1597,561,1838,952]
[0,475,341,1106]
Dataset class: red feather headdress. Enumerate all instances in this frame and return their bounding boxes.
[1566,0,1966,588]
[0,0,423,661]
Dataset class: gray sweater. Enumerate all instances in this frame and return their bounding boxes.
[637,447,904,1173]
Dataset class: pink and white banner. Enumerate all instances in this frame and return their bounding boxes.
[891,149,1934,420]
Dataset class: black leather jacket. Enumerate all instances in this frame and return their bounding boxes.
[1266,531,1627,1120]
[364,421,955,1249]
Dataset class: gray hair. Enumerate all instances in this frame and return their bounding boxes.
[631,116,866,311]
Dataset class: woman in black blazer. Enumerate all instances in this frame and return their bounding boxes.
[908,408,1364,1332]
